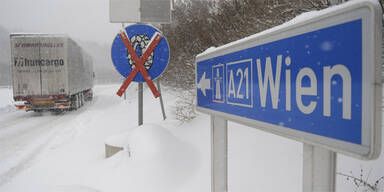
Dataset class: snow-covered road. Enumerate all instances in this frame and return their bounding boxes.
[0,88,105,186]
[0,112,65,184]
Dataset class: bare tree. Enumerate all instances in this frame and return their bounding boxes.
[160,0,329,90]
[338,168,384,192]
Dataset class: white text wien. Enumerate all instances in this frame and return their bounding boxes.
[236,54,351,119]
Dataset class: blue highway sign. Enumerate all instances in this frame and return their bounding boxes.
[111,24,170,82]
[196,1,382,159]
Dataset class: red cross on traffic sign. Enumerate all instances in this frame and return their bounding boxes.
[116,30,162,98]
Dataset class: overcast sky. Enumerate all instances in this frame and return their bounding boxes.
[0,0,123,45]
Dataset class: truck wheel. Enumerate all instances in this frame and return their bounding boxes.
[87,91,93,101]
[80,93,84,107]
[77,94,82,108]
[89,89,93,101]
[84,89,93,102]
[82,93,85,106]
[72,94,80,110]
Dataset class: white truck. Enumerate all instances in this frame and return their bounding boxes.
[10,34,94,112]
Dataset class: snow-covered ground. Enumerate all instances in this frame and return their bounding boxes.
[0,84,382,192]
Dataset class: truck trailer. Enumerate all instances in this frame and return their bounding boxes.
[10,34,94,112]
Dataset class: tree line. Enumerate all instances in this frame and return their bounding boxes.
[160,0,331,90]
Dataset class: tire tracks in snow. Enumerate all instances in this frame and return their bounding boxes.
[0,112,34,132]
[0,107,91,186]
[0,114,67,185]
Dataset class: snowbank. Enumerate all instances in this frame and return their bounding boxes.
[0,87,15,112]
[99,124,199,192]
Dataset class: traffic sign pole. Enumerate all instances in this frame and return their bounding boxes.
[211,115,228,192]
[157,79,167,120]
[138,82,143,126]
[303,144,336,192]
[210,116,338,192]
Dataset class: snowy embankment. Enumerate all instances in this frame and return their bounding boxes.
[0,87,15,113]
[0,84,382,192]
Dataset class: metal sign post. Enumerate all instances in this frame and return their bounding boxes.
[195,1,382,192]
[138,82,143,126]
[303,144,336,191]
[157,79,167,120]
[211,115,228,192]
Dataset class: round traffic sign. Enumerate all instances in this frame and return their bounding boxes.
[111,24,170,82]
